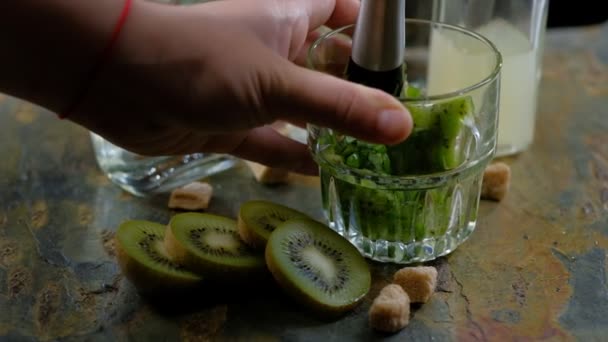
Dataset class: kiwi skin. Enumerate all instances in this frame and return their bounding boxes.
[164,214,267,280]
[163,225,189,270]
[237,200,311,250]
[237,214,266,249]
[114,223,203,295]
[264,219,371,319]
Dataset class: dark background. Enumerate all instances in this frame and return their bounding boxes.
[548,2,608,27]
[406,1,608,28]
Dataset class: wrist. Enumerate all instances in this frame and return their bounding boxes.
[61,0,135,119]
[64,1,181,129]
[0,0,140,114]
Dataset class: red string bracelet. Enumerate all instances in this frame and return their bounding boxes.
[60,0,133,119]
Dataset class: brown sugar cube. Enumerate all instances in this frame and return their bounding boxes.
[393,266,438,303]
[481,162,511,201]
[168,181,213,210]
[245,160,289,185]
[369,284,411,333]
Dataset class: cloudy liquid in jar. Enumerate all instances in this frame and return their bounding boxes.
[427,19,539,156]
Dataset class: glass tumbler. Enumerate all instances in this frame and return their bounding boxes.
[307,19,502,263]
[430,0,548,156]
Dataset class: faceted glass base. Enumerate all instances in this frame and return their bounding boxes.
[320,161,486,264]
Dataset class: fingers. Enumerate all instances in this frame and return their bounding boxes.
[294,28,353,67]
[325,0,360,29]
[304,0,359,30]
[269,64,413,146]
[223,126,318,175]
[273,0,410,144]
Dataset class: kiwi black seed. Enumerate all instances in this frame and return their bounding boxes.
[265,218,371,317]
[164,212,266,279]
[115,220,202,294]
[238,200,312,249]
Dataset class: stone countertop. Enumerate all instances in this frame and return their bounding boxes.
[0,23,607,341]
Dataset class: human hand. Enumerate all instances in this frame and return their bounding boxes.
[69,0,413,175]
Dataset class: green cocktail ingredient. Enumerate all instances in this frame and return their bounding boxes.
[318,84,476,244]
[320,168,456,243]
[320,90,473,175]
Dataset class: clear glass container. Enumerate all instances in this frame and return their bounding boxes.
[307,19,502,263]
[90,134,237,196]
[428,0,548,157]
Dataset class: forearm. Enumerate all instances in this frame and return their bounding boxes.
[0,0,135,113]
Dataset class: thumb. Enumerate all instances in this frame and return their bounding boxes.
[271,63,413,145]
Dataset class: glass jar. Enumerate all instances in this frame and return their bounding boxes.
[90,134,237,196]
[428,0,548,157]
[307,19,502,263]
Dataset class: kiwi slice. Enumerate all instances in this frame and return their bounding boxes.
[115,220,203,294]
[435,95,475,169]
[238,200,311,249]
[265,218,371,317]
[390,95,474,173]
[165,212,266,279]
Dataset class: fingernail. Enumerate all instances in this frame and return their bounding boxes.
[378,109,412,143]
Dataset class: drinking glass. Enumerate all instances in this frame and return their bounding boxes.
[307,19,502,263]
